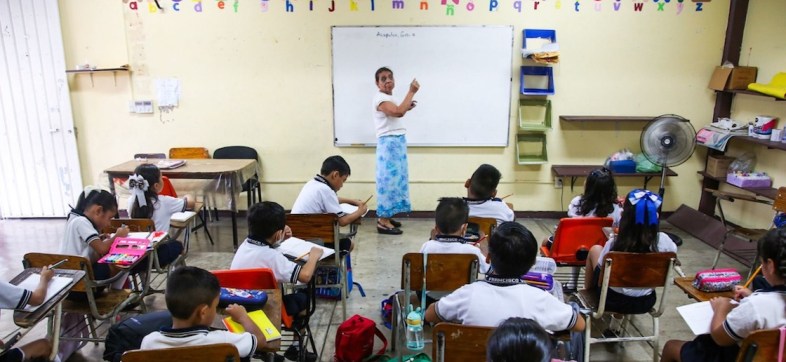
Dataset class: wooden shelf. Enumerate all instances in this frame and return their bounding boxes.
[697,171,777,200]
[733,135,786,151]
[559,116,655,122]
[716,89,786,101]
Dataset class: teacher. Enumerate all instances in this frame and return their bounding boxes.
[372,66,420,235]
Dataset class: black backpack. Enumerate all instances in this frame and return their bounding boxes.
[103,311,172,362]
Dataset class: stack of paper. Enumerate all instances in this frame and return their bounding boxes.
[15,274,74,312]
[156,159,186,169]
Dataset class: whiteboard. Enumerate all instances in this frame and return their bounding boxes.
[332,26,513,147]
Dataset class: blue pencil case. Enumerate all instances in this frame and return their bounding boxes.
[219,288,268,307]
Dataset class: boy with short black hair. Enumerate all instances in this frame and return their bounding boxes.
[421,198,490,274]
[141,266,267,360]
[425,221,585,332]
[464,164,514,224]
[230,201,322,361]
[291,155,368,248]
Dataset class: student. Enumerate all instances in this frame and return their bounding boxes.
[583,189,677,315]
[0,267,55,362]
[543,166,622,249]
[464,164,514,224]
[140,266,267,361]
[425,221,585,333]
[661,227,786,362]
[59,187,129,281]
[291,155,368,250]
[421,197,490,274]
[486,317,552,362]
[127,163,195,267]
[230,201,322,361]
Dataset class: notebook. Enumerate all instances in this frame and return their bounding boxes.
[339,203,369,217]
[277,237,335,262]
[97,237,151,265]
[15,274,74,312]
[222,309,281,341]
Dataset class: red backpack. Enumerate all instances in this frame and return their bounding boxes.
[334,314,387,362]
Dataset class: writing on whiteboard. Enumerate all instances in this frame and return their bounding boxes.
[376,31,416,39]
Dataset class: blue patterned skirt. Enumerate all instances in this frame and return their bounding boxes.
[376,135,411,218]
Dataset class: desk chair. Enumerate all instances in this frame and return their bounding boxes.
[706,187,786,271]
[23,253,150,343]
[211,268,316,362]
[391,253,479,353]
[575,252,677,362]
[214,146,263,210]
[541,217,613,291]
[736,328,784,362]
[432,323,494,362]
[285,213,349,321]
[169,146,217,231]
[121,343,241,362]
[467,216,496,239]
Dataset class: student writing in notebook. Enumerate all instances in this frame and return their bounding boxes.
[464,164,514,225]
[141,266,268,362]
[661,227,786,362]
[59,187,129,284]
[0,267,54,362]
[291,155,367,251]
[230,201,321,361]
[127,163,195,267]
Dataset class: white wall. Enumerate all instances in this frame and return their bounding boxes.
[59,0,737,213]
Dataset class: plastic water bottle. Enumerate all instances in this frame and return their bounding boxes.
[405,309,424,350]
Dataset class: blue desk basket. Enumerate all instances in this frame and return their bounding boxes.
[520,66,554,95]
[522,29,556,50]
[609,160,636,173]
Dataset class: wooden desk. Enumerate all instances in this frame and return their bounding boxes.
[8,268,85,360]
[105,159,257,248]
[551,165,678,191]
[674,276,735,302]
[212,288,282,353]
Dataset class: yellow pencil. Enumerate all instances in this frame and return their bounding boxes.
[362,195,373,204]
[294,252,310,262]
[500,193,513,200]
[743,265,762,289]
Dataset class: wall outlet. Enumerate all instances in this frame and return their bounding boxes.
[554,177,563,189]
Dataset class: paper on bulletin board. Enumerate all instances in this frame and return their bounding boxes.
[155,78,180,107]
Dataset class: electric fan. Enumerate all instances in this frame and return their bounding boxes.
[640,114,697,199]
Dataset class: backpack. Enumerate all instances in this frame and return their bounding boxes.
[334,314,387,362]
[103,311,173,362]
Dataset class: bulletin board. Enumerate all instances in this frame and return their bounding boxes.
[331,26,514,147]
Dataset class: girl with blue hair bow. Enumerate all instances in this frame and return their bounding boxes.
[583,189,678,314]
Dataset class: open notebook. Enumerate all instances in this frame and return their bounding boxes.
[339,203,369,217]
[15,274,74,312]
[278,237,335,262]
[223,309,281,341]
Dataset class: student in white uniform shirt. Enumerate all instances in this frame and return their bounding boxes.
[425,221,585,333]
[421,197,490,274]
[291,155,367,252]
[464,164,514,224]
[141,267,267,361]
[127,163,195,268]
[0,267,54,362]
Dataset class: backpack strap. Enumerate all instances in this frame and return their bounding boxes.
[374,325,388,357]
[778,327,786,362]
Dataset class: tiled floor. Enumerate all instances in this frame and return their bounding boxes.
[0,216,747,361]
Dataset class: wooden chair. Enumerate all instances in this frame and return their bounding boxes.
[168,147,216,241]
[121,343,241,362]
[576,252,677,362]
[706,187,786,271]
[23,253,149,343]
[213,146,263,209]
[211,268,315,361]
[467,216,496,239]
[391,253,479,352]
[736,328,783,362]
[168,147,210,159]
[285,213,348,321]
[432,323,494,362]
[541,217,613,290]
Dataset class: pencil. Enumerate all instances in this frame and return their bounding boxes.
[500,193,513,200]
[743,265,762,289]
[363,195,373,204]
[50,258,69,269]
[294,252,310,262]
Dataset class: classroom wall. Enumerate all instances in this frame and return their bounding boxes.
[58,0,741,213]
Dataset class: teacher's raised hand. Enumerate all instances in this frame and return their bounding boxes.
[410,78,420,93]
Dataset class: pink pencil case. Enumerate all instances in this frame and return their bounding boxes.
[692,268,741,292]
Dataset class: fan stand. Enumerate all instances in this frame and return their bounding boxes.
[655,147,683,247]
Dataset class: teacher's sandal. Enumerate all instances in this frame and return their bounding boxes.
[377,222,403,235]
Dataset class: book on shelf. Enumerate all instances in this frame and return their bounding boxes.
[222,309,281,341]
[15,274,74,312]
[277,237,335,261]
[97,237,151,266]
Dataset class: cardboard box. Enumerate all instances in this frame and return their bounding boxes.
[708,66,758,91]
[706,155,735,178]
